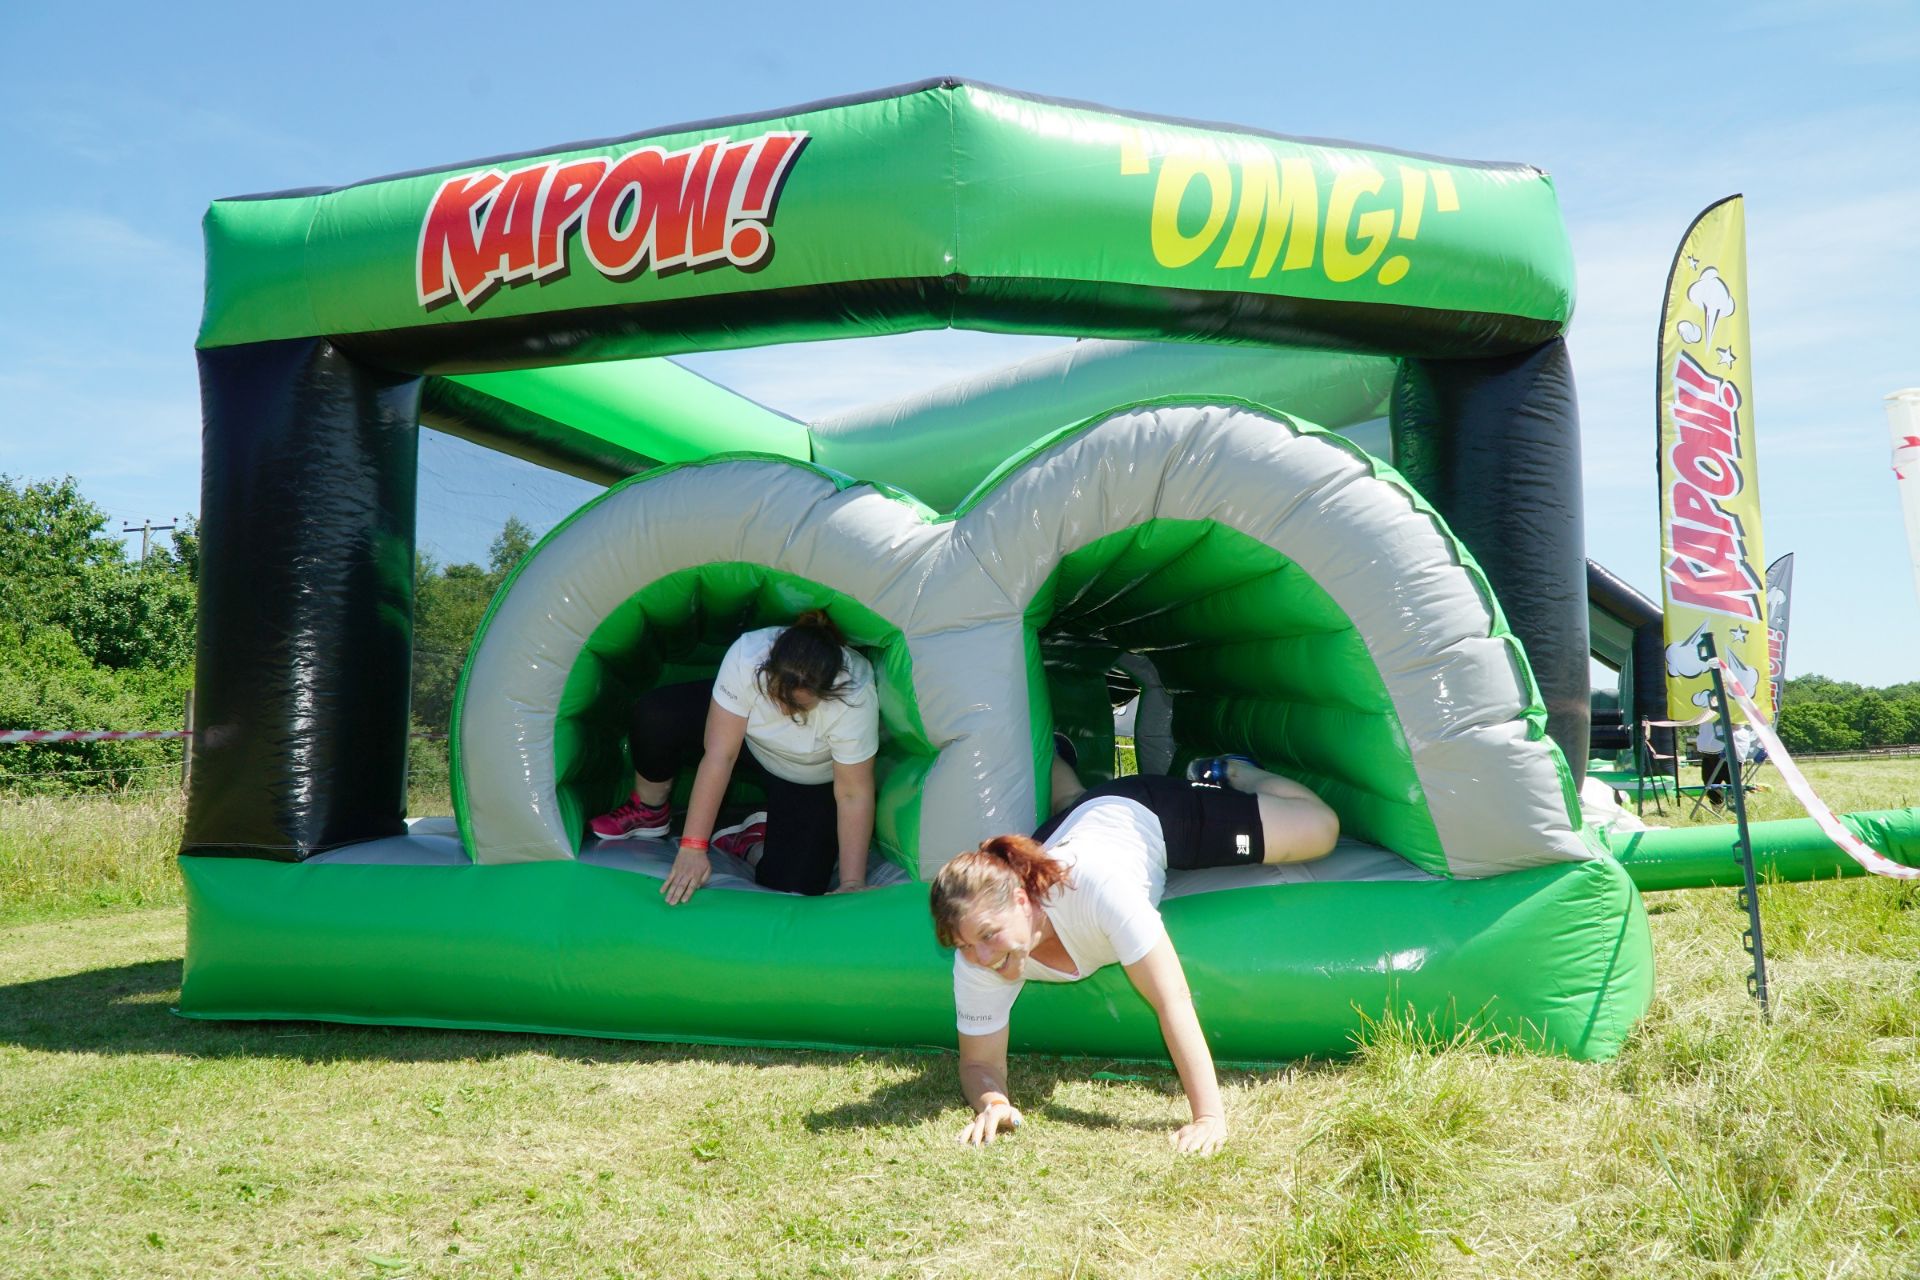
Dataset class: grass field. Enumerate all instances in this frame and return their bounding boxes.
[2,764,1918,1278]
[1604,756,1920,829]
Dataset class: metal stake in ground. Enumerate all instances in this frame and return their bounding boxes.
[1699,630,1769,1018]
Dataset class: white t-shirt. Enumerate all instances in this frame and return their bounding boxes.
[953,797,1169,1037]
[1696,720,1758,761]
[711,627,879,785]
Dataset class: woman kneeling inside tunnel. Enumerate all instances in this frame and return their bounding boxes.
[588,610,878,903]
[929,759,1339,1155]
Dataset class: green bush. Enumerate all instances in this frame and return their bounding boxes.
[406,716,452,803]
[59,561,197,671]
[412,560,496,739]
[0,474,123,627]
[0,621,190,794]
[1775,701,1863,754]
[1852,694,1920,748]
[409,515,533,740]
[0,478,198,796]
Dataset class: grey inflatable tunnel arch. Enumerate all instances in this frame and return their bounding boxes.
[455,400,1592,879]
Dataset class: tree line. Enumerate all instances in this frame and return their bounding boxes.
[4,473,1917,794]
[1,477,197,793]
[404,516,533,793]
[1772,674,1920,755]
[0,474,528,796]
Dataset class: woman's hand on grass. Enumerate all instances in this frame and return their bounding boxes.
[1171,1113,1226,1156]
[662,846,710,905]
[958,1098,1022,1146]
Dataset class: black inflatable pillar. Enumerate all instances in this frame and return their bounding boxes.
[185,338,422,858]
[1586,558,1674,767]
[1631,621,1674,766]
[1391,339,1589,782]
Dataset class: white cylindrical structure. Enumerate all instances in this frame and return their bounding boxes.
[1887,389,1920,608]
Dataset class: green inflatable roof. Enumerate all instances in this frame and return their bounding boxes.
[200,78,1575,369]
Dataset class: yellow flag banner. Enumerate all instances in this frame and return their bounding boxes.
[1657,195,1771,723]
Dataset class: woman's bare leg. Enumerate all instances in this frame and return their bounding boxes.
[1252,794,1339,863]
[1220,760,1339,863]
[1216,758,1310,801]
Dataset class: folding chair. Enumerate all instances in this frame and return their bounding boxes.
[1685,750,1728,821]
[1636,719,1683,818]
[1684,726,1763,822]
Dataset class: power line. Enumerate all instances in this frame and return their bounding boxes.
[120,517,179,559]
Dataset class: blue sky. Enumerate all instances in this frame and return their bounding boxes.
[2,1,1916,684]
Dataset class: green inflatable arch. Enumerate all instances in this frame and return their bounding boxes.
[455,400,1592,880]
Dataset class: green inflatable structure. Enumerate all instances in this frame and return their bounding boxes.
[176,78,1920,1066]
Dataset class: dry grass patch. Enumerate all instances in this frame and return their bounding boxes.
[0,787,452,926]
[1656,756,1920,829]
[0,790,185,923]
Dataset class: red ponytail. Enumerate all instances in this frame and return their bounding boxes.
[929,834,1071,948]
[975,834,1070,900]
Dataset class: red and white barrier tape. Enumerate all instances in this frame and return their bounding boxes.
[5,729,446,743]
[1644,713,1714,729]
[0,729,191,743]
[1713,658,1920,881]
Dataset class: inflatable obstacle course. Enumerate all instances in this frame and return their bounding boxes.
[182,79,1658,1061]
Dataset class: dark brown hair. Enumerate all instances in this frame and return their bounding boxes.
[929,835,1072,948]
[758,609,856,718]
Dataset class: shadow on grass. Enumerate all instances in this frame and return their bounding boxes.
[800,1058,1178,1134]
[800,1060,956,1130]
[0,958,882,1071]
[0,959,1193,1136]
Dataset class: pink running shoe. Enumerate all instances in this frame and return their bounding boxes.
[710,812,769,868]
[588,791,671,840]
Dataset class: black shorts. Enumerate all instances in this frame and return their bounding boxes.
[1034,775,1264,870]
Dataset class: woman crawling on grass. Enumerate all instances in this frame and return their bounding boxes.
[928,757,1340,1155]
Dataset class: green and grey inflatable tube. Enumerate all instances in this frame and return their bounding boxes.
[453,400,1591,879]
[177,400,1655,1062]
[1604,809,1920,892]
[808,341,1398,512]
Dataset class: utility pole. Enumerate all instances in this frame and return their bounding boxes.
[122,517,179,560]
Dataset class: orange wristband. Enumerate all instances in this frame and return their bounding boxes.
[679,838,709,850]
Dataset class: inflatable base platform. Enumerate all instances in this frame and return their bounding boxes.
[178,825,1654,1064]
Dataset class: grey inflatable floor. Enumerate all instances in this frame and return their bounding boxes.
[310,817,1435,896]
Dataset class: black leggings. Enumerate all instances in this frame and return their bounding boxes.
[1034,775,1265,869]
[629,681,841,895]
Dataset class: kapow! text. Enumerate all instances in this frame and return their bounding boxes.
[1664,352,1762,620]
[418,131,808,310]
